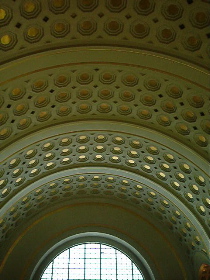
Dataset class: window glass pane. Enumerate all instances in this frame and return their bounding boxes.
[85,243,100,278]
[117,250,132,279]
[69,245,84,279]
[101,245,116,279]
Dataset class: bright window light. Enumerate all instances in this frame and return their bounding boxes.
[41,242,144,280]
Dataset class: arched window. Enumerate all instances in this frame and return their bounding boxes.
[41,242,145,280]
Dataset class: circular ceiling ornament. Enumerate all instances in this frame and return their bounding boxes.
[166,84,183,99]
[55,91,71,103]
[54,74,71,87]
[24,25,44,43]
[161,1,183,21]
[77,88,92,100]
[77,0,99,12]
[77,72,93,84]
[31,79,48,92]
[78,18,97,35]
[98,88,114,99]
[56,105,71,116]
[20,0,41,19]
[51,20,70,38]
[182,33,202,52]
[144,78,161,91]
[0,127,12,140]
[156,25,176,44]
[9,87,26,101]
[0,32,17,51]
[119,90,135,102]
[99,72,116,84]
[0,5,12,26]
[130,20,150,38]
[104,19,124,36]
[121,73,139,87]
[97,102,112,113]
[134,0,155,16]
[190,8,210,29]
[48,0,70,14]
[34,95,50,108]
[0,112,8,125]
[13,103,29,116]
[106,0,127,12]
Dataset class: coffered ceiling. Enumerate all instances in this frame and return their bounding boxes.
[0,1,209,279]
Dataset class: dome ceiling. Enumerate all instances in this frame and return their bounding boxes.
[0,0,209,67]
[0,1,209,279]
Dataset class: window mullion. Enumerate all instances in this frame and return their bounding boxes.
[100,243,102,280]
[51,259,54,280]
[84,244,86,280]
[68,248,70,280]
[115,249,117,280]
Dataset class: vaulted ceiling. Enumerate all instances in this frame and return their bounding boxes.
[0,1,209,279]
